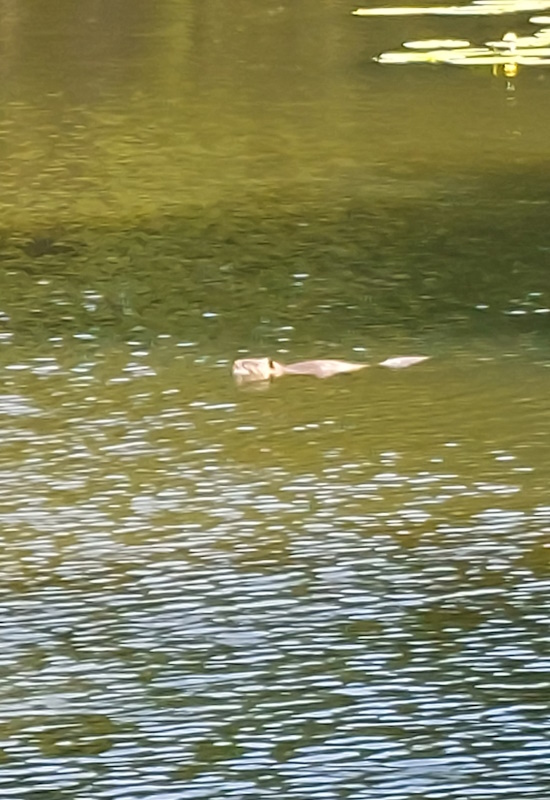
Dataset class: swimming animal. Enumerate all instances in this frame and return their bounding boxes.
[232,355,429,384]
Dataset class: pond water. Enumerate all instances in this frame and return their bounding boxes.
[0,1,549,798]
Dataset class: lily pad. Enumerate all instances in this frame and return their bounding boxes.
[354,0,550,16]
[403,38,471,48]
[448,52,550,62]
[375,43,550,65]
[376,51,444,62]
[486,31,550,46]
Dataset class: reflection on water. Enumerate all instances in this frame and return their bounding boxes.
[0,0,549,798]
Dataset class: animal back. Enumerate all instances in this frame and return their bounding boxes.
[282,359,368,378]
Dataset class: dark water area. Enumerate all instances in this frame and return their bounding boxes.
[0,1,549,798]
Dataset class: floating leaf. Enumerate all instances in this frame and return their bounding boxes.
[486,31,550,46]
[375,42,550,65]
[376,51,444,62]
[354,0,550,16]
[448,52,550,62]
[403,38,471,47]
[491,45,550,53]
[354,5,484,14]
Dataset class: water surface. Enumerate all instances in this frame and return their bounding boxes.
[0,1,549,798]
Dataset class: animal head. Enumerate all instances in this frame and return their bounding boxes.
[232,357,274,383]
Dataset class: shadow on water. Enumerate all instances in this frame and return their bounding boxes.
[0,1,549,798]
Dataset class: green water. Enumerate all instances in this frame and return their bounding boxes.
[0,1,549,798]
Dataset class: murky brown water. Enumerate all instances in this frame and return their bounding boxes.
[0,1,549,798]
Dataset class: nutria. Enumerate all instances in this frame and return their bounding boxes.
[232,355,429,384]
